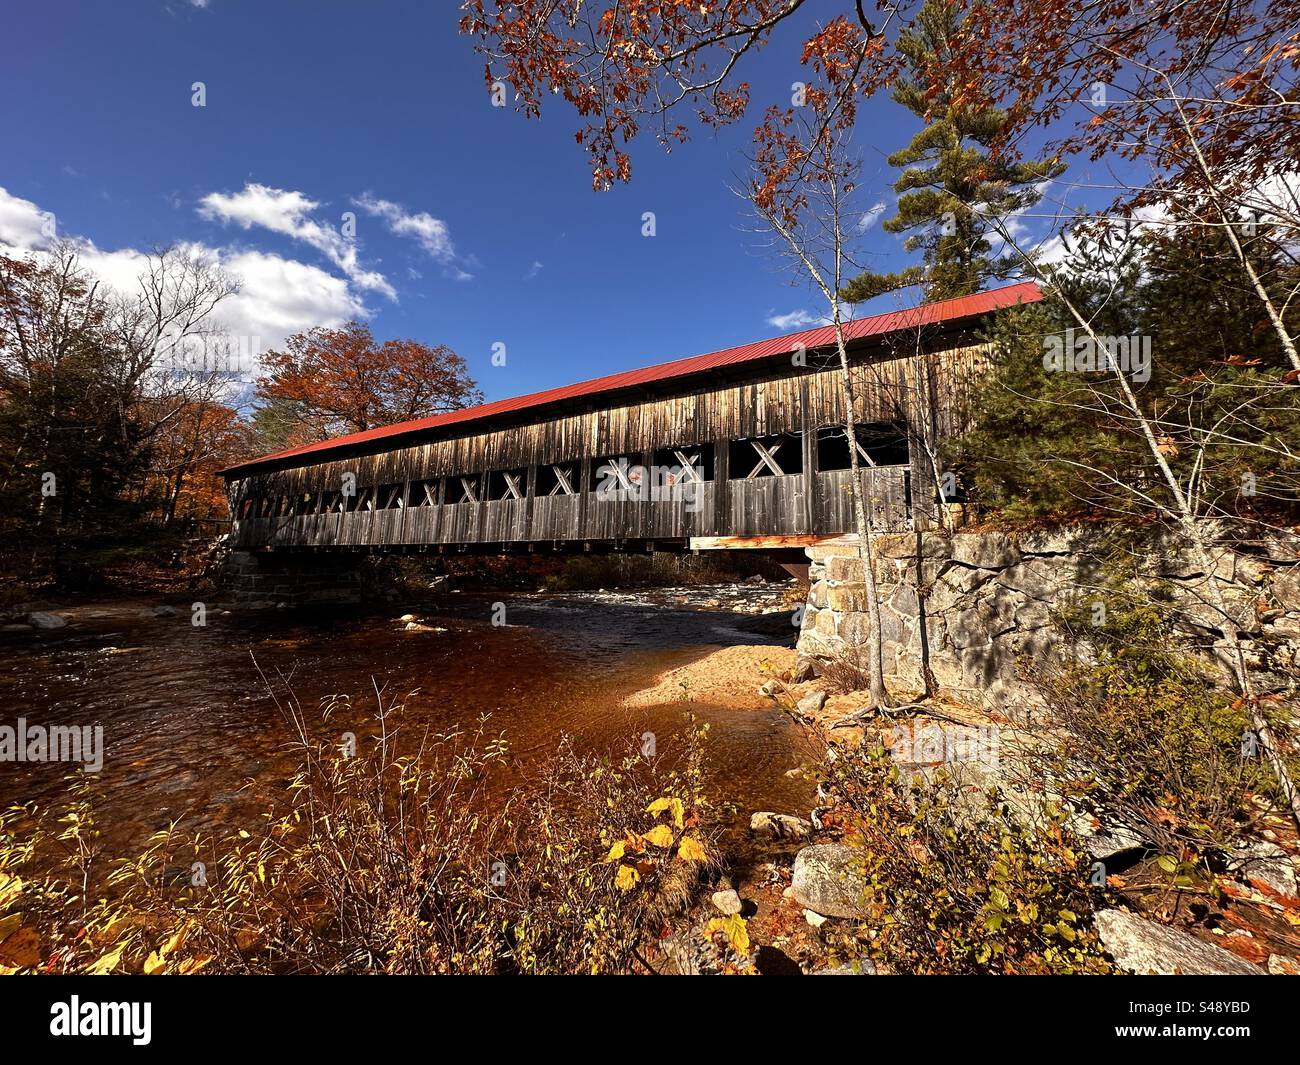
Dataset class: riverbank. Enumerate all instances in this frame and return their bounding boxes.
[5,579,1299,975]
[625,639,1300,976]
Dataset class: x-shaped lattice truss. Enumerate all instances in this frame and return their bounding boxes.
[547,465,576,496]
[498,472,524,500]
[745,439,786,478]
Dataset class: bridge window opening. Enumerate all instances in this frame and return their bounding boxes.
[536,464,577,497]
[592,454,644,498]
[318,489,343,513]
[354,486,375,512]
[270,495,291,517]
[292,492,315,516]
[817,423,909,470]
[238,497,254,520]
[446,474,480,504]
[652,445,713,485]
[729,434,802,479]
[486,468,528,501]
[377,483,406,510]
[411,479,440,507]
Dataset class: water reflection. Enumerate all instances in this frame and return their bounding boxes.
[0,590,815,862]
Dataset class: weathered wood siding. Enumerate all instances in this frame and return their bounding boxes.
[227,338,988,548]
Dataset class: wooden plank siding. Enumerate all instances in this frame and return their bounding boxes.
[226,337,990,550]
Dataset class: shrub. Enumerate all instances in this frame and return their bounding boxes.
[1029,590,1273,868]
[819,638,876,695]
[0,692,723,975]
[816,738,1111,975]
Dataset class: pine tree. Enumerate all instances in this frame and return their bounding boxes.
[842,0,1064,304]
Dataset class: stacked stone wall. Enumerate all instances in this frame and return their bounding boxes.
[796,525,1300,711]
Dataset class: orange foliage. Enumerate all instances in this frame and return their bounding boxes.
[256,321,481,441]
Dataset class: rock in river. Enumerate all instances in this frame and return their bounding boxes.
[27,612,67,629]
[750,811,813,842]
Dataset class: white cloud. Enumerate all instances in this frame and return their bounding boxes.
[857,201,887,232]
[218,249,366,347]
[0,186,366,354]
[198,182,395,299]
[766,308,829,331]
[523,260,543,280]
[0,186,56,250]
[353,192,470,279]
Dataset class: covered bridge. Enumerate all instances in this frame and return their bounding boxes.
[221,282,1040,555]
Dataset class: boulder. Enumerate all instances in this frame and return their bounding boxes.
[791,844,867,919]
[1080,822,1146,862]
[1267,954,1300,976]
[1094,909,1264,975]
[872,533,950,561]
[26,612,67,629]
[750,812,813,842]
[795,691,827,717]
[1228,842,1298,900]
[791,656,817,683]
[810,960,877,975]
[1274,566,1300,613]
[710,889,742,916]
[995,558,1064,600]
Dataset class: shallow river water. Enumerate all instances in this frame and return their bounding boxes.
[0,586,816,863]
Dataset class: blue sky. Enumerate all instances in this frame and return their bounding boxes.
[1,1,1072,408]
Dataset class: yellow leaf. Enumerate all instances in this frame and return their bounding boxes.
[144,950,166,975]
[646,797,672,817]
[615,864,640,892]
[0,873,22,909]
[161,921,193,957]
[605,840,626,863]
[644,824,674,848]
[87,944,124,975]
[707,914,750,955]
[677,836,707,863]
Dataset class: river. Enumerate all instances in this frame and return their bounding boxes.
[0,585,816,865]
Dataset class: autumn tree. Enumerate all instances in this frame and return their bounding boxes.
[840,0,1063,303]
[255,321,481,441]
[0,243,239,582]
[0,247,137,536]
[937,0,1300,369]
[460,3,905,189]
[144,397,252,525]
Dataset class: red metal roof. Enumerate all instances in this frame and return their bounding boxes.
[223,281,1041,477]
